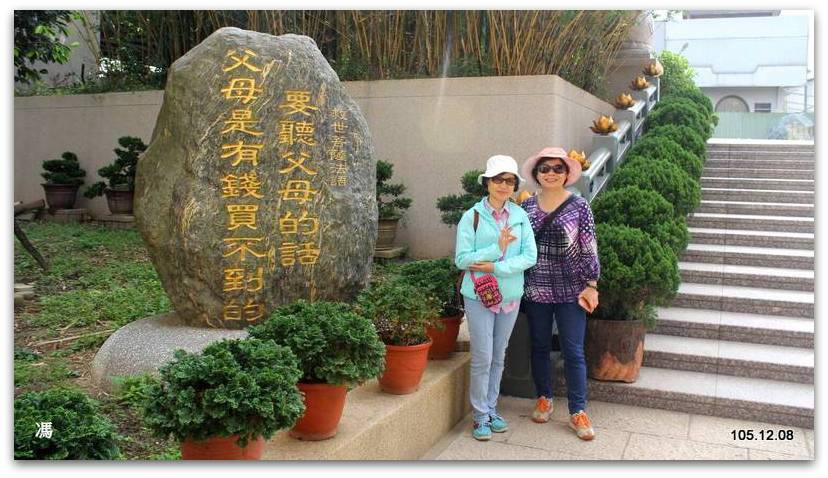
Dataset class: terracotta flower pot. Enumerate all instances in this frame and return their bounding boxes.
[41,183,80,211]
[584,318,645,383]
[425,315,463,359]
[180,434,264,460]
[378,340,432,394]
[104,188,134,215]
[289,382,348,441]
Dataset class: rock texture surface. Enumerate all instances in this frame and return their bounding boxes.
[136,27,376,328]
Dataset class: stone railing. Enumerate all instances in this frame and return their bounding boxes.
[569,76,660,203]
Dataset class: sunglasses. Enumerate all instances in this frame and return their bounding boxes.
[537,164,567,175]
[490,176,518,186]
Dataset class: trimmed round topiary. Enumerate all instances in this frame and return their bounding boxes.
[140,338,305,448]
[356,278,441,346]
[647,98,712,139]
[592,223,680,328]
[626,135,704,179]
[41,151,86,186]
[610,156,701,218]
[646,124,707,162]
[665,87,714,118]
[591,186,689,256]
[397,257,463,317]
[248,300,386,386]
[15,388,123,459]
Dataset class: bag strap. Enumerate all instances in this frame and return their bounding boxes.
[456,210,480,302]
[539,193,577,233]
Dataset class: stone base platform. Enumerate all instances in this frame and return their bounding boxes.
[95,214,136,229]
[47,208,92,223]
[90,313,247,391]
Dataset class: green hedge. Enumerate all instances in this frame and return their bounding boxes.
[626,135,704,179]
[646,124,707,162]
[610,156,701,218]
[591,186,689,256]
[647,98,712,139]
[665,87,714,118]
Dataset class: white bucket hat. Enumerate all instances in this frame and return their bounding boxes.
[477,155,525,186]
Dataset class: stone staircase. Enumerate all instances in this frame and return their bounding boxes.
[587,140,815,428]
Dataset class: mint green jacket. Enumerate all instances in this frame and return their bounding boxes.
[454,198,538,303]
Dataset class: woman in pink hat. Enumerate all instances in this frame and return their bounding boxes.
[519,147,600,441]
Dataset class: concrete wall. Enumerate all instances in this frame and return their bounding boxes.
[705,86,782,112]
[14,75,612,259]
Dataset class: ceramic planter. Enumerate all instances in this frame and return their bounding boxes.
[584,318,645,383]
[289,382,348,441]
[180,434,265,460]
[41,183,80,211]
[378,340,432,394]
[425,315,463,359]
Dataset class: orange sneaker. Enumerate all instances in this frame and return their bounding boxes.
[531,396,553,423]
[569,410,595,440]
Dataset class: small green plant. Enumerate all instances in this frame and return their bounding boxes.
[14,388,123,459]
[376,160,413,220]
[248,300,386,385]
[139,338,304,448]
[41,151,86,185]
[356,279,441,346]
[647,98,712,139]
[84,136,147,198]
[436,169,486,226]
[591,223,680,329]
[657,50,697,96]
[626,135,704,179]
[610,156,701,218]
[591,186,689,256]
[397,257,463,317]
[646,124,707,162]
[112,372,159,410]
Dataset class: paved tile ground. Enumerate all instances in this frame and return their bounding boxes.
[422,397,814,461]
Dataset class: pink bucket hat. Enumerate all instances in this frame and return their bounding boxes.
[521,146,582,188]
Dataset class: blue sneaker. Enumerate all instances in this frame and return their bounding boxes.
[472,420,492,441]
[489,412,508,433]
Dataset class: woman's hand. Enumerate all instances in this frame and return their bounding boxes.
[578,287,599,313]
[498,225,517,253]
[469,262,495,273]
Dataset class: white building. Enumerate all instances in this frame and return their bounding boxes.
[653,11,811,113]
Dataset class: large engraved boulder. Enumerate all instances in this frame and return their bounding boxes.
[136,27,377,329]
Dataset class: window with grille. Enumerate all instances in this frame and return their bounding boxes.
[754,102,772,113]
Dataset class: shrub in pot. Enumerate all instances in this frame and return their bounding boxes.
[436,169,486,227]
[397,257,464,359]
[356,279,440,394]
[84,136,147,214]
[248,300,386,440]
[585,224,680,383]
[15,388,123,460]
[610,156,701,218]
[646,124,707,162]
[591,186,689,257]
[41,151,86,211]
[376,160,412,250]
[140,338,304,460]
[626,135,704,179]
[646,98,712,139]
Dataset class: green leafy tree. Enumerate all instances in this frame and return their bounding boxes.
[376,160,412,220]
[84,136,147,198]
[657,50,696,96]
[248,300,386,385]
[14,10,79,85]
[41,151,86,185]
[436,169,486,226]
[15,388,123,459]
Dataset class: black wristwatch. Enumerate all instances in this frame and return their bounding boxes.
[585,283,598,291]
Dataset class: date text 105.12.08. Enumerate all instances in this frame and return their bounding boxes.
[731,429,794,441]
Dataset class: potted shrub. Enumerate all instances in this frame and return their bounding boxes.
[646,124,707,163]
[646,98,712,139]
[625,135,704,179]
[41,151,86,212]
[375,160,412,251]
[397,258,464,359]
[84,136,147,215]
[247,300,386,441]
[140,338,305,460]
[356,279,440,394]
[585,224,680,382]
[14,388,123,459]
[436,169,486,227]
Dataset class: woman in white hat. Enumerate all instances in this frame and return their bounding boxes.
[519,146,600,441]
[454,154,537,442]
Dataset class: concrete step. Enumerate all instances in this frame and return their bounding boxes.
[696,200,813,218]
[262,353,471,460]
[679,261,814,292]
[701,177,813,191]
[585,366,813,428]
[706,140,814,153]
[670,282,813,319]
[681,243,814,270]
[705,159,815,170]
[644,334,813,384]
[688,227,814,250]
[688,212,813,233]
[701,187,813,204]
[706,151,815,161]
[702,167,814,180]
[654,307,813,349]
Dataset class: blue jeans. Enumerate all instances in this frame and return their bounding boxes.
[524,300,587,414]
[464,298,520,423]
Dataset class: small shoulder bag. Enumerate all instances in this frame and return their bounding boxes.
[456,210,503,308]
